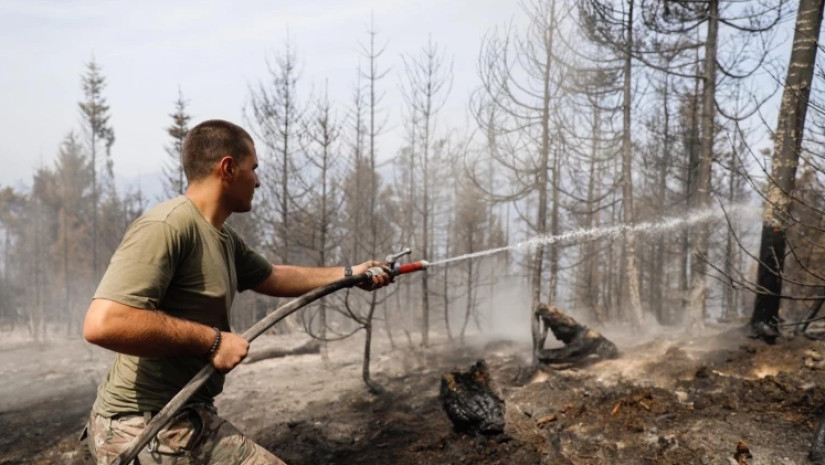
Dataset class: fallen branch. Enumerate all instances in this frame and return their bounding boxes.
[243,339,321,364]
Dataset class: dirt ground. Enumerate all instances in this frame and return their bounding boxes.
[2,322,825,465]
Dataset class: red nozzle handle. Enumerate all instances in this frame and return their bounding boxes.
[395,260,429,275]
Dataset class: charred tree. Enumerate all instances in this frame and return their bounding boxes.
[581,0,644,329]
[751,0,824,342]
[472,0,565,365]
[687,0,719,329]
[360,18,388,394]
[247,36,304,266]
[297,85,343,360]
[399,38,452,347]
[638,0,787,326]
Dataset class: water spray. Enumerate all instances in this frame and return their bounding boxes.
[426,203,760,268]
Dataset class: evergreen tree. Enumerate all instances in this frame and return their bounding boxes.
[79,59,115,279]
[162,88,191,198]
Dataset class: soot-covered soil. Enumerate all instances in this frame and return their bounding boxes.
[3,324,825,465]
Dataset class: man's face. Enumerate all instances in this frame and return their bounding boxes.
[228,143,260,213]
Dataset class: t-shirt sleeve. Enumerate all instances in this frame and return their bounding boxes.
[233,235,272,292]
[94,221,180,309]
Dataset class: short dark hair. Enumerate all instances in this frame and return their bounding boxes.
[182,119,254,182]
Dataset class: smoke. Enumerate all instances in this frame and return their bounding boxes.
[478,274,534,341]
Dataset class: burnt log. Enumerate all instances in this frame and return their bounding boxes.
[534,303,619,365]
[243,339,321,364]
[440,360,505,435]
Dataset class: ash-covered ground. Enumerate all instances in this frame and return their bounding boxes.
[2,321,825,465]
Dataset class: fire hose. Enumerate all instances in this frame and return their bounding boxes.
[110,248,428,465]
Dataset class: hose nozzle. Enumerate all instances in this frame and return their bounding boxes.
[394,260,429,275]
[383,248,427,277]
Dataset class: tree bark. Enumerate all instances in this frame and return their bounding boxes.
[621,0,644,330]
[583,106,602,321]
[723,124,741,320]
[751,0,824,340]
[680,70,701,323]
[654,76,671,324]
[688,0,719,329]
[362,19,384,393]
[530,0,556,365]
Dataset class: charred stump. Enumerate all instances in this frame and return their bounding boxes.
[439,360,505,435]
[535,303,619,365]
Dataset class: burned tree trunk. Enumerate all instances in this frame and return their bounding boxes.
[751,0,824,343]
[440,360,505,435]
[534,303,619,365]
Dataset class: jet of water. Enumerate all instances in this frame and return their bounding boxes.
[428,202,760,267]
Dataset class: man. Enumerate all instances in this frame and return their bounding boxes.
[83,119,390,464]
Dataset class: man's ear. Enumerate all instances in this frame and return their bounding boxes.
[218,156,235,181]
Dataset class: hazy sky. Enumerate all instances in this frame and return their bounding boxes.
[0,0,520,192]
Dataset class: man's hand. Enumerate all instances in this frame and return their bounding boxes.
[351,260,392,291]
[210,332,249,373]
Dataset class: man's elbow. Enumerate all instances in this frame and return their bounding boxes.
[83,300,114,346]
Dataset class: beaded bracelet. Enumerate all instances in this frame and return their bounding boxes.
[207,327,221,358]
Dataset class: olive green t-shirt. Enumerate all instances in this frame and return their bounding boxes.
[92,196,272,416]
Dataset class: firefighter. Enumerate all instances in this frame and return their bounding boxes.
[83,119,390,464]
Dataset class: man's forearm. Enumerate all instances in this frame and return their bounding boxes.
[261,265,346,297]
[253,262,390,297]
[84,298,214,358]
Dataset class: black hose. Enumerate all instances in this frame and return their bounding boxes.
[110,272,372,465]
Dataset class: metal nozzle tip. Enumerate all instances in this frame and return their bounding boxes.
[420,260,430,269]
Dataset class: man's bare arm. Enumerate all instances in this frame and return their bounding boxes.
[252,261,390,297]
[83,298,248,372]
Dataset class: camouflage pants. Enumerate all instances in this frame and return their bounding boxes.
[85,405,287,465]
